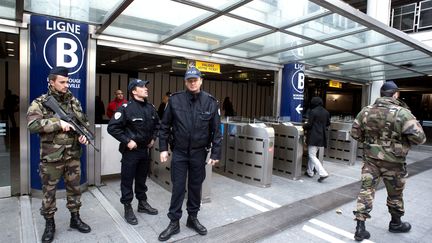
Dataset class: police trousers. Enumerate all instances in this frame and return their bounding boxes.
[120,147,150,204]
[168,148,207,221]
[39,158,82,218]
[354,158,407,221]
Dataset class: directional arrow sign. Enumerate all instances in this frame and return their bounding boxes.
[295,104,303,114]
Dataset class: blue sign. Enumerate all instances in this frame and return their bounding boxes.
[280,63,304,122]
[29,15,88,190]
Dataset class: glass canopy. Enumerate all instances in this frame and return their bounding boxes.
[20,0,432,83]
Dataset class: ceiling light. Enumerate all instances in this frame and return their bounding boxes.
[229,77,233,79]
[8,54,14,57]
[156,64,162,67]
[169,70,173,73]
[101,63,106,66]
[7,48,14,51]
[263,77,267,80]
[246,78,249,80]
[5,41,14,44]
[143,67,148,70]
[266,74,271,76]
[237,70,242,72]
[110,59,116,63]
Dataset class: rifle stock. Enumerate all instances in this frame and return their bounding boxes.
[43,96,100,152]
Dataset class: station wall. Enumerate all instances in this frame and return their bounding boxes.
[96,71,274,120]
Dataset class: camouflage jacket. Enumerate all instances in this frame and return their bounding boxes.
[351,97,426,163]
[27,87,89,162]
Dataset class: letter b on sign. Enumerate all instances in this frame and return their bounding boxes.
[57,38,78,68]
[297,72,304,90]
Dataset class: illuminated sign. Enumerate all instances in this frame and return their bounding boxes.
[329,80,342,88]
[196,61,220,73]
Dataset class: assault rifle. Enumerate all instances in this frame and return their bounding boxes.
[43,95,100,152]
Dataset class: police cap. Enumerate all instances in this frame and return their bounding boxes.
[49,66,69,77]
[185,67,201,80]
[128,79,149,92]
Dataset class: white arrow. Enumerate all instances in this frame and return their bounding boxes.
[295,104,303,114]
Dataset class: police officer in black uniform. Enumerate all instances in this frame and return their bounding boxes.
[158,67,222,241]
[107,79,159,225]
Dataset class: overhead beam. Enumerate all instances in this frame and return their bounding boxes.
[95,0,134,35]
[15,0,24,22]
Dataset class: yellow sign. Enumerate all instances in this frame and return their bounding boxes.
[195,61,220,74]
[329,80,342,88]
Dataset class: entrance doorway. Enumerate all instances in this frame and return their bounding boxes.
[0,32,19,198]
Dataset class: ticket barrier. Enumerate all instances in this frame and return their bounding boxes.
[324,122,358,165]
[224,122,275,187]
[264,122,304,180]
[213,121,228,174]
[149,139,212,203]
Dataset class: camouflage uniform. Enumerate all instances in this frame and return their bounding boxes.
[351,97,426,221]
[27,86,89,218]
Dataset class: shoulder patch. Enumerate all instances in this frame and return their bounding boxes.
[114,112,121,120]
[122,103,128,107]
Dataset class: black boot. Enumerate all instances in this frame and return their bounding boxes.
[389,215,411,233]
[354,220,370,241]
[138,200,158,215]
[124,203,138,225]
[42,217,55,243]
[158,220,180,241]
[70,212,91,233]
[186,216,207,235]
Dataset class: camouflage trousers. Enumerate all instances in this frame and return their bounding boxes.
[39,158,82,218]
[354,158,407,221]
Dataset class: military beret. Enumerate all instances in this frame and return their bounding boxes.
[381,81,399,92]
[128,79,149,92]
[49,66,69,77]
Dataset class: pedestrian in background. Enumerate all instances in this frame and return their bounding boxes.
[222,96,235,116]
[158,67,222,241]
[108,79,159,225]
[350,81,426,241]
[303,96,330,182]
[158,91,171,119]
[106,89,127,119]
[27,66,91,243]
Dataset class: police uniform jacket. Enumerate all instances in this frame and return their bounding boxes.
[107,98,159,149]
[159,90,222,160]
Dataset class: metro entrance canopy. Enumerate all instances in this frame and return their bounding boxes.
[3,0,432,83]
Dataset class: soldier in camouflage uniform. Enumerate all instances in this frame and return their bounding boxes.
[350,81,426,241]
[27,67,92,243]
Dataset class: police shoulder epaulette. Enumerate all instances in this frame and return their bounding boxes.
[171,90,184,96]
[207,93,219,103]
[122,103,128,107]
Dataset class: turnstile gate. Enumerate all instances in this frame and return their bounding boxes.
[224,123,274,187]
[266,122,304,180]
[324,122,358,165]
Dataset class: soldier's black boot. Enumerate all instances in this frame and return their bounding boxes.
[42,217,55,243]
[158,220,180,241]
[138,200,158,215]
[124,203,138,225]
[186,216,207,235]
[70,212,91,233]
[389,215,411,233]
[354,220,370,241]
